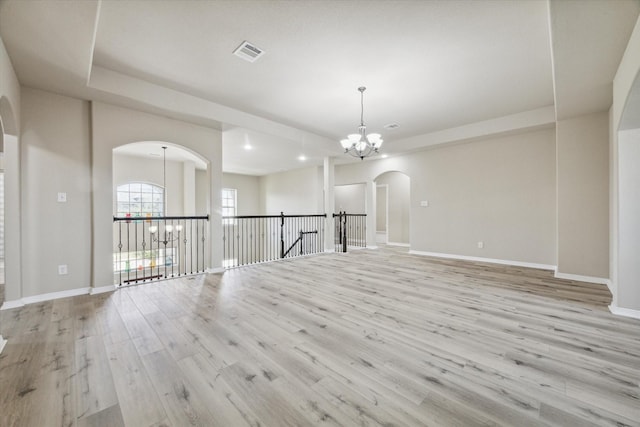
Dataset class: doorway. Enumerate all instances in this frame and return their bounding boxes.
[376,184,388,244]
[374,171,410,247]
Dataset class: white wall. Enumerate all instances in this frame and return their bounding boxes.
[20,87,92,297]
[334,183,365,213]
[336,127,557,266]
[222,172,260,215]
[195,169,208,216]
[259,166,323,215]
[556,112,609,279]
[113,153,185,216]
[375,171,410,244]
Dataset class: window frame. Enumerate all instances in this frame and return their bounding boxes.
[116,181,165,218]
[221,188,237,225]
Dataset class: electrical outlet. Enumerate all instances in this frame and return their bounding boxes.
[420,200,429,207]
[477,241,484,249]
[58,264,68,275]
[57,192,67,203]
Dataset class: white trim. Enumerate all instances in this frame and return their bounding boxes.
[206,267,225,274]
[22,287,90,305]
[387,242,410,247]
[366,245,379,250]
[609,304,640,320]
[0,299,25,310]
[0,335,6,354]
[408,250,556,271]
[1,286,101,310]
[90,285,117,295]
[553,271,611,286]
[324,248,336,253]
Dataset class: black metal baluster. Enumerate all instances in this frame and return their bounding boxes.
[198,219,202,272]
[118,221,123,286]
[126,221,131,283]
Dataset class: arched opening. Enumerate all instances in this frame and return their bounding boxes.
[0,119,5,302]
[374,171,411,248]
[614,69,640,315]
[112,141,210,286]
[0,96,20,309]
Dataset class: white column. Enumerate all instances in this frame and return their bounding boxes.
[323,157,335,252]
[209,153,223,272]
[3,134,22,305]
[366,179,377,249]
[183,160,196,215]
[90,120,115,290]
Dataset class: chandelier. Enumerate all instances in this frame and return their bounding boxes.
[340,86,383,160]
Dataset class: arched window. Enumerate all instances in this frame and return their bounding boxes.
[116,182,164,217]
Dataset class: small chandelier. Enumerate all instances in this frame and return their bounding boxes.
[340,86,383,160]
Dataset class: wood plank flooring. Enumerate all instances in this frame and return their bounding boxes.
[1,247,639,426]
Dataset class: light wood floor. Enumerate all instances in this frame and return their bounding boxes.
[1,248,639,427]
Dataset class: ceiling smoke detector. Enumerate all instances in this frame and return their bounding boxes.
[233,41,265,63]
[384,123,400,130]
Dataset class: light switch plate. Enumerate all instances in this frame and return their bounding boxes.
[57,192,67,203]
[420,200,429,207]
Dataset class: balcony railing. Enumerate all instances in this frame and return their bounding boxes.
[333,212,367,252]
[222,213,326,268]
[113,215,209,286]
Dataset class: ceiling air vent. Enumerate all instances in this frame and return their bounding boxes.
[384,123,400,130]
[233,41,265,63]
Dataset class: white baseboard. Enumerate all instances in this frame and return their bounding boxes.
[324,248,336,253]
[609,304,640,320]
[206,267,225,274]
[22,287,90,305]
[1,285,118,310]
[0,335,6,354]
[366,245,379,250]
[553,271,611,286]
[387,242,410,247]
[90,285,117,295]
[409,250,556,271]
[0,299,25,310]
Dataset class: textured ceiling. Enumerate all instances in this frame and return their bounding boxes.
[1,0,638,175]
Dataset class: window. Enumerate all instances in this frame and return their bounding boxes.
[117,182,164,217]
[222,188,237,224]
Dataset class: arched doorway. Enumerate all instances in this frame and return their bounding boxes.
[0,123,4,300]
[614,69,640,317]
[0,96,20,309]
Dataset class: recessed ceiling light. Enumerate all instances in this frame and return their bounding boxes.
[384,123,400,130]
[381,154,389,158]
[298,155,307,161]
[244,144,252,150]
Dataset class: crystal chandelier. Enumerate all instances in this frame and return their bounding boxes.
[340,86,383,160]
